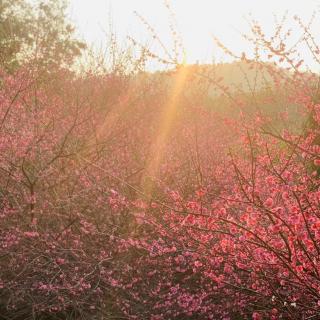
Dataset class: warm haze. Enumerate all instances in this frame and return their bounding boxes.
[3,0,320,319]
[68,0,320,67]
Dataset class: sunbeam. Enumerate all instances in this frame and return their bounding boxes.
[142,65,189,196]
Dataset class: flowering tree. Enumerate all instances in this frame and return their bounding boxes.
[1,10,320,320]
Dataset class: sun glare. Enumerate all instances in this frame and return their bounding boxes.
[68,0,319,65]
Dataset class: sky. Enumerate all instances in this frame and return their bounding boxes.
[67,0,320,68]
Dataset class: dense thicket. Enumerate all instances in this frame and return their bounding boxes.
[1,2,320,320]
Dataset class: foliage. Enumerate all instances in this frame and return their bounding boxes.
[0,0,85,73]
[0,0,33,72]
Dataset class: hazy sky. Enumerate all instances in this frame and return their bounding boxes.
[67,0,320,67]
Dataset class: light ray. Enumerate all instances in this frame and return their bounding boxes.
[142,65,189,196]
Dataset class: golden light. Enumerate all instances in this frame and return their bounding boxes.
[142,65,189,196]
[68,0,319,65]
